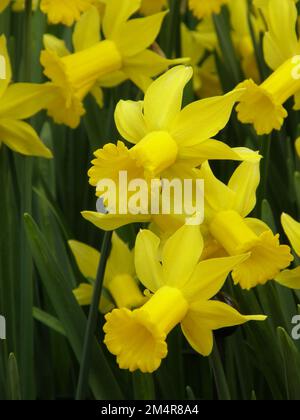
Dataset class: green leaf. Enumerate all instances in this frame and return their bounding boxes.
[33,307,66,337]
[7,354,21,401]
[278,327,300,400]
[132,372,155,400]
[24,213,123,400]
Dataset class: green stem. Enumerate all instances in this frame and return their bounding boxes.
[18,0,34,399]
[209,340,231,401]
[76,231,113,400]
[258,135,272,216]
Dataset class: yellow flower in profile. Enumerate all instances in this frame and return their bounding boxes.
[188,0,229,19]
[275,213,300,289]
[236,0,300,135]
[140,0,166,15]
[199,161,293,289]
[41,1,184,128]
[71,233,146,313]
[104,225,266,373]
[40,0,95,26]
[0,35,53,157]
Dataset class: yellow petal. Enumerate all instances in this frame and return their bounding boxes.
[73,283,94,306]
[123,50,189,80]
[263,0,299,70]
[73,6,100,52]
[135,229,164,292]
[162,225,204,288]
[68,240,100,279]
[103,0,140,38]
[73,283,114,313]
[113,11,167,57]
[281,213,300,256]
[228,161,261,218]
[178,139,260,166]
[0,119,52,158]
[275,267,300,289]
[144,65,193,131]
[183,254,250,302]
[0,83,57,119]
[0,35,12,98]
[185,300,266,337]
[90,84,104,108]
[181,316,213,357]
[43,34,70,57]
[197,161,235,213]
[171,89,245,144]
[105,233,135,282]
[81,211,151,231]
[115,100,148,144]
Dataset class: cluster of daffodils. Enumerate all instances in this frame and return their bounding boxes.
[1,0,300,375]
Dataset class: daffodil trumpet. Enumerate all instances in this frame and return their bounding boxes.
[104,225,266,373]
[40,40,122,127]
[236,57,300,135]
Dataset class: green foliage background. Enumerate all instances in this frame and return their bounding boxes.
[0,0,300,400]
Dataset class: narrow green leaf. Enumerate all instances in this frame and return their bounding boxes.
[33,307,66,337]
[7,353,21,401]
[24,213,123,400]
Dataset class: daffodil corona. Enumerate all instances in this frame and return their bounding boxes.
[188,0,229,19]
[104,225,266,373]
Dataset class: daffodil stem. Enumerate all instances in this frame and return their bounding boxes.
[258,135,272,215]
[210,340,231,400]
[76,231,113,401]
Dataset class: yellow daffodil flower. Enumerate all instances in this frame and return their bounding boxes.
[71,233,146,313]
[104,225,266,373]
[0,35,53,157]
[140,0,166,16]
[275,213,300,289]
[82,65,259,231]
[236,0,300,134]
[40,1,185,128]
[188,0,229,19]
[198,161,293,289]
